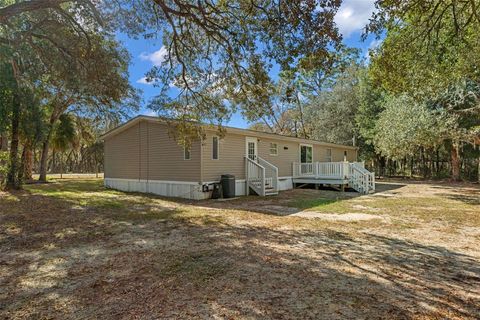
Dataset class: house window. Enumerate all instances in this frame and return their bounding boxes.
[344,150,347,161]
[212,136,219,160]
[300,144,313,163]
[326,148,332,162]
[269,143,278,156]
[184,147,191,160]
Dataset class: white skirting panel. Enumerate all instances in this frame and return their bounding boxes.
[104,178,210,200]
[234,177,293,196]
[235,180,247,196]
[105,177,294,200]
[278,177,293,191]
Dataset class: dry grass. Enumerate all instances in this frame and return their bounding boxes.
[1,178,479,319]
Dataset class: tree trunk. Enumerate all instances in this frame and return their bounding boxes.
[95,156,98,178]
[477,153,480,184]
[0,132,8,184]
[451,143,461,181]
[410,157,414,177]
[38,137,51,182]
[21,144,33,181]
[421,147,428,179]
[38,118,58,182]
[0,132,7,150]
[60,152,63,179]
[6,92,20,189]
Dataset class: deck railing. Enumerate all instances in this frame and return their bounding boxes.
[293,162,350,179]
[258,156,278,191]
[293,161,375,194]
[349,162,375,194]
[245,156,265,196]
[245,156,279,196]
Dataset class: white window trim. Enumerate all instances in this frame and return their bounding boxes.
[269,142,278,156]
[212,136,219,160]
[184,146,191,160]
[299,143,313,163]
[245,137,257,160]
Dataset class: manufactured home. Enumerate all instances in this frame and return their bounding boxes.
[101,115,375,199]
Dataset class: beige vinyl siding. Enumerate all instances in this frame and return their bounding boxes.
[257,137,299,177]
[105,122,141,179]
[139,121,148,180]
[146,121,201,181]
[104,120,201,182]
[202,131,246,181]
[314,146,356,162]
[201,131,358,181]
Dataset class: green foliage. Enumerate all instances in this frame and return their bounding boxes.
[19,89,46,146]
[304,63,363,145]
[369,1,480,96]
[363,1,480,179]
[111,0,345,132]
[356,70,386,144]
[374,95,452,159]
[0,58,16,132]
[0,151,8,184]
[52,114,76,152]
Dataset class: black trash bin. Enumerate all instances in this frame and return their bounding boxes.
[220,174,235,198]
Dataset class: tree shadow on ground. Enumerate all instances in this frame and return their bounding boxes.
[1,186,479,319]
[374,181,407,192]
[440,193,480,205]
[435,185,480,205]
[189,182,407,216]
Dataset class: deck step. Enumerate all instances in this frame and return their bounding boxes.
[265,191,278,196]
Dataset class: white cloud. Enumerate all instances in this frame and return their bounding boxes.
[139,46,168,66]
[136,77,152,85]
[136,76,162,86]
[145,110,157,117]
[334,0,376,38]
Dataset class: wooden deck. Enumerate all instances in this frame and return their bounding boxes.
[246,160,375,196]
[292,162,375,194]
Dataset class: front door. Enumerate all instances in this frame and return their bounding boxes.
[246,137,258,160]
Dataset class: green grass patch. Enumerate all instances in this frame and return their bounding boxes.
[24,180,130,210]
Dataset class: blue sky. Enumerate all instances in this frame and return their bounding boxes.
[116,0,379,128]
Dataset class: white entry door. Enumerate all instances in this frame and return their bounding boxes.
[246,137,258,160]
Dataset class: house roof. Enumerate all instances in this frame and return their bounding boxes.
[100,115,358,150]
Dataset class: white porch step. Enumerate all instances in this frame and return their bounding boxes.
[245,156,279,197]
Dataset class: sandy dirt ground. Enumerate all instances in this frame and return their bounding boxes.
[0,178,479,319]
